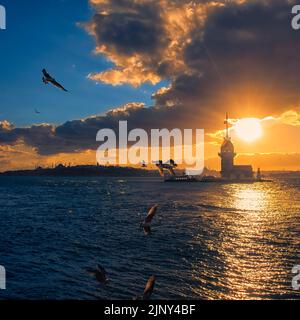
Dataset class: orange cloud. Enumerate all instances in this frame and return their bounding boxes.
[2,0,300,171]
[84,0,226,87]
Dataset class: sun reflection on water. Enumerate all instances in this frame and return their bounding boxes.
[191,182,299,300]
[233,187,268,212]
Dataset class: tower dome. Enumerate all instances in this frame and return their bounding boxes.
[221,137,234,153]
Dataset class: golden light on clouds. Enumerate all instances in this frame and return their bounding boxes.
[2,1,300,172]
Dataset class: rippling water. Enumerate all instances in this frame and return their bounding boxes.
[0,176,300,300]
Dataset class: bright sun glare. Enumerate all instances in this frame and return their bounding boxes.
[234,118,262,143]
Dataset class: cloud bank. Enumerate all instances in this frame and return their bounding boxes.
[1,0,300,169]
[86,0,300,119]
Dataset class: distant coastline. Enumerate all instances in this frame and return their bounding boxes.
[0,164,299,178]
[0,164,160,177]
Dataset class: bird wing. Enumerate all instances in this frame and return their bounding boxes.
[97,265,106,276]
[157,167,164,177]
[42,69,51,79]
[169,167,176,176]
[145,205,158,224]
[143,226,151,235]
[143,276,155,300]
[52,80,68,92]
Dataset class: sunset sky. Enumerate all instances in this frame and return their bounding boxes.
[1,0,300,171]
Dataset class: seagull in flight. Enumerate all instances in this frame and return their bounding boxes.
[143,276,156,300]
[134,276,156,300]
[140,204,159,235]
[86,264,108,284]
[42,69,68,92]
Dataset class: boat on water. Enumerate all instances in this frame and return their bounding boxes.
[163,173,271,183]
[164,175,200,182]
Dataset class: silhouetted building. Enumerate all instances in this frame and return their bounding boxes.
[218,114,254,180]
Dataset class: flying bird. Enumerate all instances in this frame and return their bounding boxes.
[42,69,68,92]
[143,276,156,300]
[35,108,41,114]
[134,276,156,300]
[86,264,108,284]
[141,204,159,235]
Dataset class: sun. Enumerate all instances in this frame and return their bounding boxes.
[234,118,262,142]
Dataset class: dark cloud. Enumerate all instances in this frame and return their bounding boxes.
[87,0,300,121]
[155,0,300,123]
[2,0,300,158]
[0,103,190,155]
[92,1,165,56]
[188,0,300,100]
[0,122,61,155]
